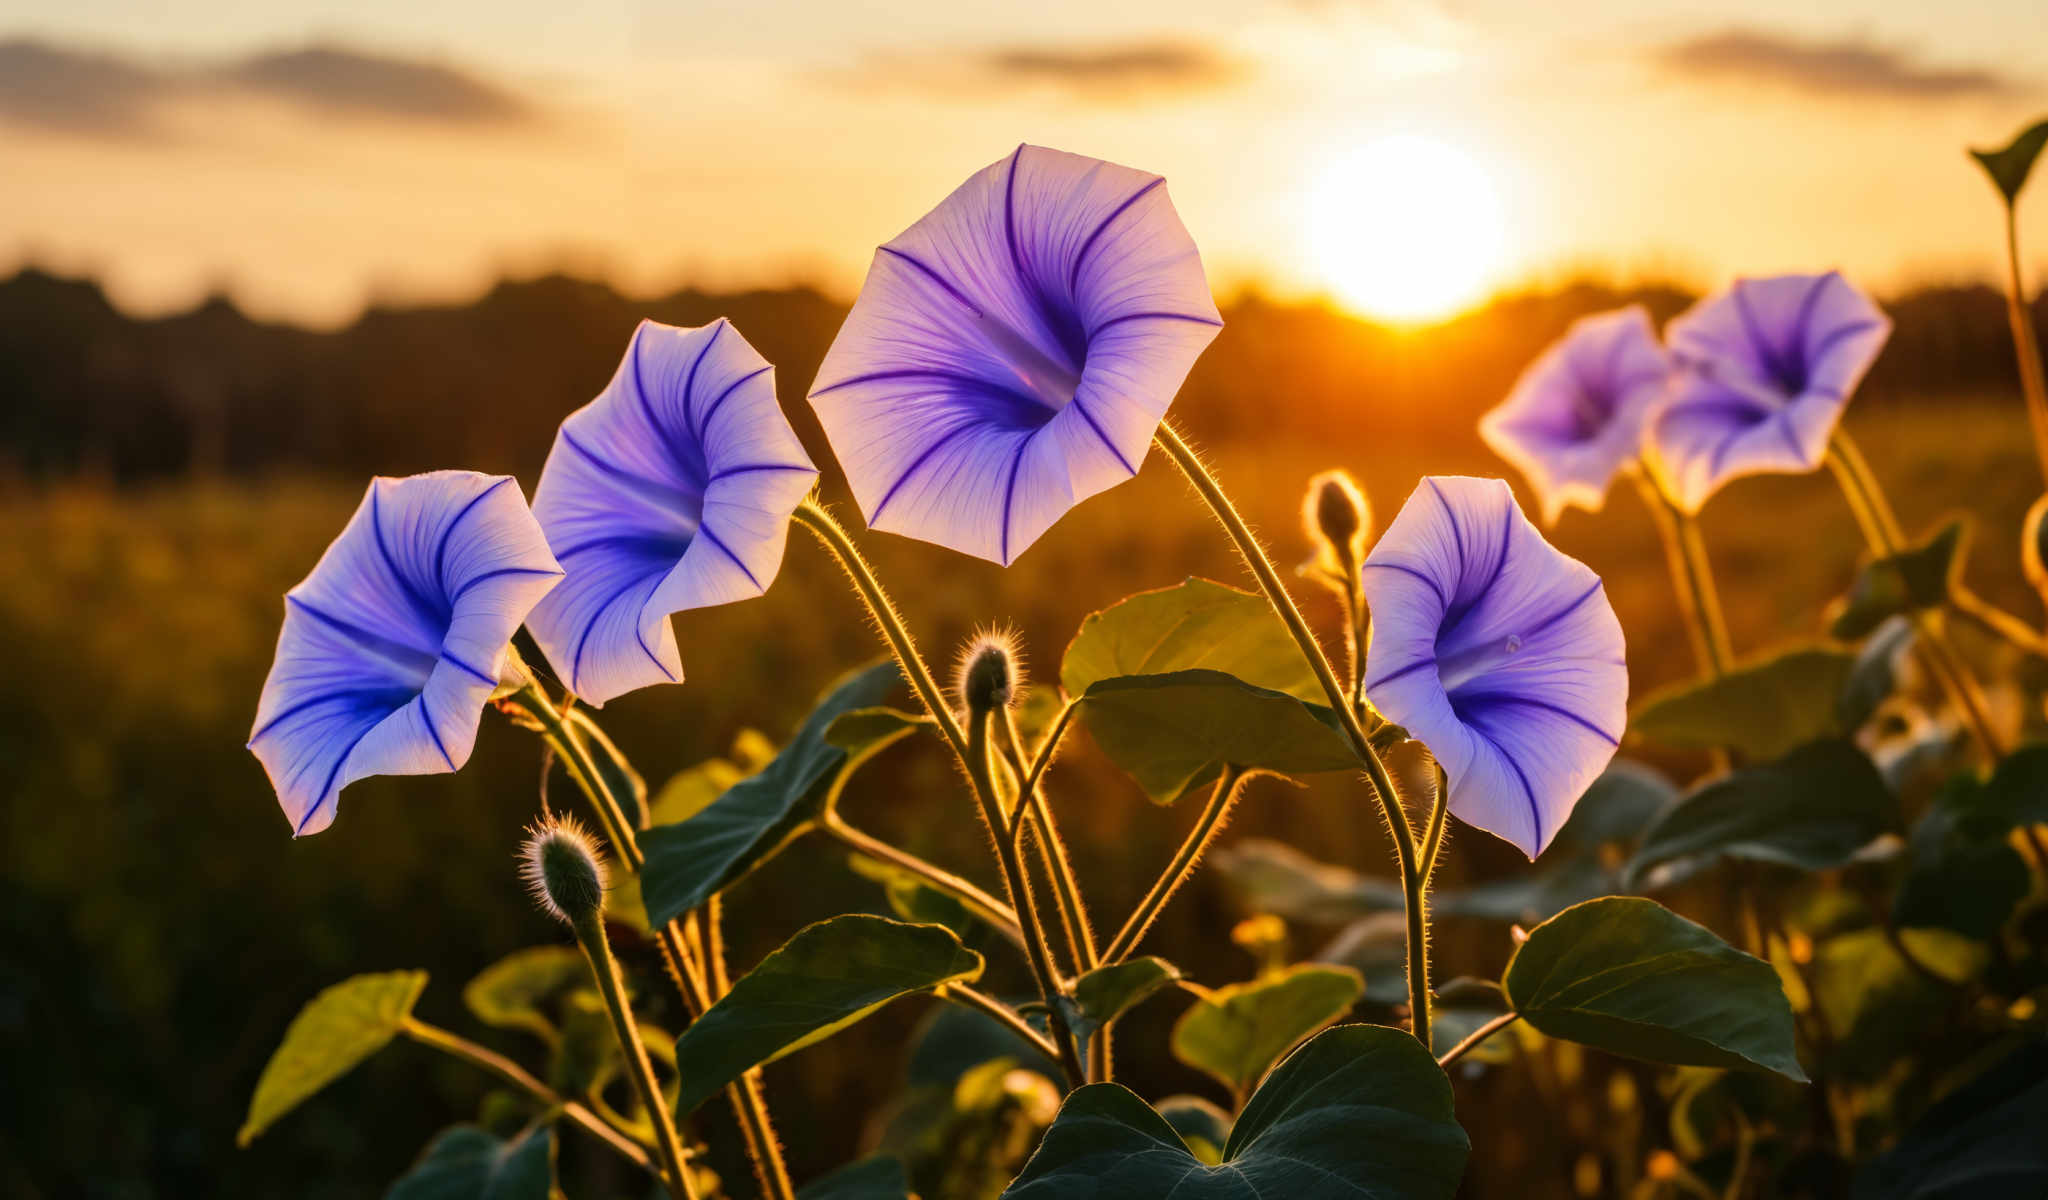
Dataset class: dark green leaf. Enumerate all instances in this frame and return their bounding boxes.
[1212,837,1404,924]
[1156,1095,1231,1164]
[462,947,584,1043]
[566,708,647,829]
[643,662,901,926]
[1066,957,1181,1041]
[1971,117,2048,205]
[825,706,934,751]
[1631,645,1857,761]
[387,1124,553,1200]
[1854,1038,2048,1198]
[1504,897,1806,1080]
[1829,519,1969,640]
[1075,670,1356,803]
[648,755,746,828]
[239,970,427,1146]
[1811,928,1982,1081]
[797,1156,910,1200]
[1170,964,1363,1093]
[1894,759,2041,937]
[908,1001,1059,1088]
[1310,914,1408,1005]
[1839,616,1918,732]
[1061,577,1321,702]
[845,852,977,942]
[671,915,982,1116]
[1627,739,1897,889]
[1003,1024,1468,1198]
[1553,760,1680,852]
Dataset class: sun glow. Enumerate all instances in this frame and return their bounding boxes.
[1306,134,1506,324]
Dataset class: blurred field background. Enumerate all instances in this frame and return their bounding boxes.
[1,267,2043,1196]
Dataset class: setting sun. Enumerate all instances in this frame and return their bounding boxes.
[1306,134,1506,324]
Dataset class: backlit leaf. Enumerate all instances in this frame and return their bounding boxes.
[1076,669,1356,803]
[1066,957,1181,1041]
[462,947,584,1043]
[1170,963,1363,1093]
[238,970,427,1146]
[1971,117,2048,205]
[1631,645,1857,761]
[1829,518,1968,640]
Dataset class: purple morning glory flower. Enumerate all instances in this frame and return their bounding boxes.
[1361,476,1627,859]
[525,319,818,705]
[808,144,1221,565]
[1649,272,1891,513]
[249,472,563,836]
[1481,306,1669,525]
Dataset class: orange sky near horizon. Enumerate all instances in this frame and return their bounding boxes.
[1,0,2044,328]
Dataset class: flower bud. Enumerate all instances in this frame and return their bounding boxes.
[519,816,608,927]
[2023,493,2048,599]
[955,627,1024,717]
[1303,469,1370,571]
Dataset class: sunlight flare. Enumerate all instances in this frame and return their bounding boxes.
[1306,134,1506,323]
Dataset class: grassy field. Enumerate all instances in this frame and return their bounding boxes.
[0,391,2040,1196]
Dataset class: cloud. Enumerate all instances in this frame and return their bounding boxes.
[0,37,533,136]
[1653,28,2026,100]
[827,37,1247,103]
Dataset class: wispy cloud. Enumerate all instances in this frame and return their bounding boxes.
[0,38,533,136]
[825,37,1248,104]
[1652,28,2026,100]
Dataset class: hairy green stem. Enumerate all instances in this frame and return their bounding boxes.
[2000,204,2048,486]
[1631,467,1732,678]
[401,1018,653,1171]
[1001,710,1097,974]
[816,810,1024,947]
[1434,1010,1519,1068]
[1102,768,1246,965]
[573,914,699,1200]
[940,983,1066,1065]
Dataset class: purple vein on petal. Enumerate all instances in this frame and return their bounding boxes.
[867,422,980,524]
[1068,176,1164,294]
[876,246,984,319]
[682,320,725,432]
[1365,656,1436,694]
[1521,580,1603,645]
[299,721,378,835]
[1068,397,1137,473]
[1361,560,1449,611]
[417,691,456,769]
[433,476,513,590]
[286,594,435,668]
[450,565,561,607]
[441,650,497,687]
[999,436,1029,563]
[708,462,815,486]
[1805,320,1883,371]
[696,364,772,441]
[370,486,445,631]
[560,427,698,504]
[696,526,763,590]
[1454,690,1621,746]
[1088,311,1224,341]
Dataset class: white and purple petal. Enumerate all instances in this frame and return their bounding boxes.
[526,319,817,706]
[249,472,563,835]
[1480,306,1668,525]
[1651,272,1891,513]
[810,144,1221,565]
[1361,476,1627,859]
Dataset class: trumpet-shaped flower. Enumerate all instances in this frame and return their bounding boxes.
[249,472,563,835]
[809,144,1221,565]
[526,319,817,705]
[1650,272,1891,513]
[1361,476,1627,858]
[1481,306,1668,525]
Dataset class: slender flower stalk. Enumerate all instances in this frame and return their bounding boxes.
[509,684,796,1200]
[1435,1011,1521,1069]
[574,907,699,1200]
[399,1018,653,1171]
[1101,768,1247,964]
[999,711,1097,975]
[1825,434,2005,760]
[1997,203,2048,485]
[1150,422,1436,1046]
[1630,467,1733,678]
[816,809,1025,947]
[940,983,1066,1065]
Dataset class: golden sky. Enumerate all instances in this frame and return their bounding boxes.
[2,0,2044,326]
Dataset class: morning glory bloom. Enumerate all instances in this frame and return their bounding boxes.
[809,144,1221,564]
[249,472,563,836]
[1649,272,1891,513]
[1480,306,1669,525]
[526,319,818,705]
[1361,476,1627,859]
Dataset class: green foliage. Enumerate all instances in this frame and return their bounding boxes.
[239,970,427,1146]
[1971,117,2048,204]
[1170,963,1364,1093]
[671,915,983,1116]
[797,1156,912,1200]
[1155,1095,1231,1163]
[1060,577,1321,702]
[461,947,585,1043]
[1065,957,1181,1041]
[845,853,978,941]
[1631,645,1860,761]
[642,662,902,926]
[826,706,935,751]
[1073,669,1355,802]
[1503,897,1806,1080]
[1211,837,1405,924]
[1855,1039,2048,1198]
[1808,928,1982,1080]
[1829,518,1968,640]
[1893,758,2039,937]
[386,1124,554,1200]
[1627,739,1896,889]
[1003,1025,1468,1198]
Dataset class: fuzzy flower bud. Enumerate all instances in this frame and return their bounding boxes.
[519,815,608,927]
[1303,469,1370,572]
[955,627,1024,717]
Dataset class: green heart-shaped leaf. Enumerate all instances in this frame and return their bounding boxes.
[1626,739,1897,889]
[1156,1094,1232,1163]
[1893,747,2048,936]
[1504,897,1806,1080]
[1004,1024,1468,1198]
[1971,117,2048,205]
[671,915,982,1116]
[1631,645,1857,761]
[1170,963,1363,1093]
[238,970,427,1146]
[462,947,584,1043]
[387,1124,554,1200]
[1066,957,1181,1041]
[1076,670,1357,803]
[797,1156,910,1200]
[1829,518,1969,640]
[1062,577,1322,702]
[643,662,901,925]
